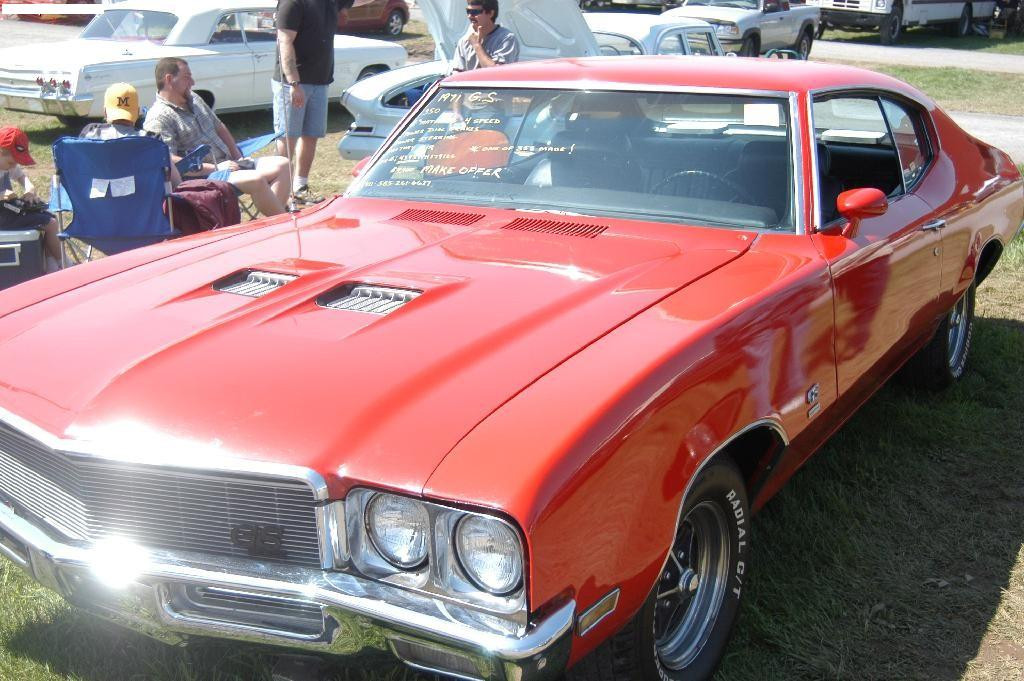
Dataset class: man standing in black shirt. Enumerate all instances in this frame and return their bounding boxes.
[274,0,351,203]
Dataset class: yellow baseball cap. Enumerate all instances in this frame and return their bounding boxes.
[104,82,140,123]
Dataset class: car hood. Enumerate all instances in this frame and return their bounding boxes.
[0,198,753,498]
[0,38,214,71]
[664,6,752,23]
[419,0,598,62]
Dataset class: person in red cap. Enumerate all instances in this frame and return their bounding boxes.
[0,126,61,271]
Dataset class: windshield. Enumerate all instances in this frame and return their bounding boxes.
[82,10,178,43]
[350,88,794,231]
[683,0,759,9]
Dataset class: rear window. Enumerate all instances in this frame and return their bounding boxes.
[82,10,178,43]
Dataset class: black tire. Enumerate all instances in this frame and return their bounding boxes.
[195,90,215,109]
[795,28,814,58]
[949,2,972,36]
[900,283,976,389]
[56,115,89,129]
[569,459,749,681]
[356,65,388,81]
[739,34,760,56]
[383,9,405,37]
[880,3,902,44]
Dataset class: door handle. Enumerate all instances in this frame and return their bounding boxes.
[921,219,946,231]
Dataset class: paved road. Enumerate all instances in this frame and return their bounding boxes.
[0,18,80,44]
[811,39,1024,73]
[949,111,1024,161]
[2,18,1023,162]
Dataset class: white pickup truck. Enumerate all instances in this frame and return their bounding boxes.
[804,0,994,44]
[663,0,820,57]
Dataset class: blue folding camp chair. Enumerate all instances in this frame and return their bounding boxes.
[174,131,282,219]
[52,136,178,265]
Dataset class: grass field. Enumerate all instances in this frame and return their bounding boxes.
[822,27,1024,54]
[2,21,1024,681]
[818,62,1024,116]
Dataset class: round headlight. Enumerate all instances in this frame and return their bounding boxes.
[366,494,430,569]
[455,515,523,595]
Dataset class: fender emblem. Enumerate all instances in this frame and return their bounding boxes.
[230,523,287,557]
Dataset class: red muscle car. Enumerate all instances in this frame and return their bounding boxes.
[0,57,1020,681]
[337,0,409,36]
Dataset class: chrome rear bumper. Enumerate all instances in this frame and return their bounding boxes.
[0,501,573,681]
[0,89,94,118]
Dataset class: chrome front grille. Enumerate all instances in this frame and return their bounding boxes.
[0,423,321,567]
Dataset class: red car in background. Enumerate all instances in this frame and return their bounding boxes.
[0,0,96,25]
[338,0,409,36]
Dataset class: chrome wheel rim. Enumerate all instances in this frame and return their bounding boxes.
[654,501,730,670]
[387,12,403,34]
[947,290,970,369]
[799,34,811,57]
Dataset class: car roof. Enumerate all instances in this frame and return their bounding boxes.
[445,55,930,102]
[584,12,715,41]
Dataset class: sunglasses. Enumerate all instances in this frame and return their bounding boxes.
[466,8,484,15]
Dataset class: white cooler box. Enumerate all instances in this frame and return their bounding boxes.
[0,230,45,290]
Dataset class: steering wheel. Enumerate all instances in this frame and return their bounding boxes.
[651,170,755,204]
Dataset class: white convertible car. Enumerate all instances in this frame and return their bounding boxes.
[337,0,724,160]
[0,0,407,124]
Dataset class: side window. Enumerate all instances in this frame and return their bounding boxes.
[210,12,243,44]
[593,33,644,56]
[385,77,441,109]
[881,99,932,190]
[240,11,277,42]
[657,33,685,55]
[812,95,904,197]
[685,31,716,55]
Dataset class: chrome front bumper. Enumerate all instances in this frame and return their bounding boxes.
[0,501,573,681]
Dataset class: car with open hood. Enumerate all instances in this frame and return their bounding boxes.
[0,56,1022,681]
[585,12,724,55]
[0,0,407,125]
[338,0,601,160]
[337,3,726,161]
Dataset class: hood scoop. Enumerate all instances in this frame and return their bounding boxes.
[317,284,421,315]
[214,270,298,298]
[393,208,484,226]
[501,217,607,239]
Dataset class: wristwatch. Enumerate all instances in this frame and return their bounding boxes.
[288,80,300,87]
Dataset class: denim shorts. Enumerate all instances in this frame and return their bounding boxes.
[272,80,328,138]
